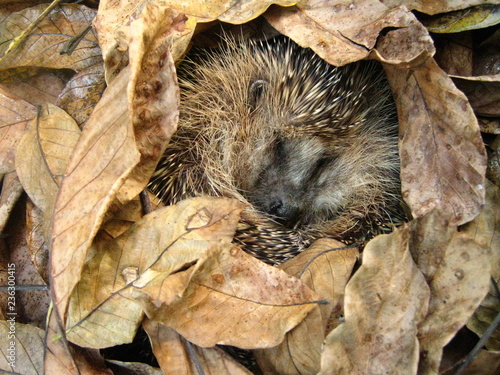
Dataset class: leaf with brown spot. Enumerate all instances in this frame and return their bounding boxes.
[386,57,487,225]
[50,66,140,325]
[319,227,430,375]
[118,3,180,203]
[409,211,492,374]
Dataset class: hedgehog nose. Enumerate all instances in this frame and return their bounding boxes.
[268,198,299,225]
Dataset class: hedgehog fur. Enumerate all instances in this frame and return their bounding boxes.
[148,37,404,264]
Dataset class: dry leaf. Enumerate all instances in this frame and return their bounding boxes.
[26,199,49,283]
[462,182,500,350]
[386,0,495,15]
[15,104,81,237]
[0,321,44,374]
[410,212,492,375]
[320,227,429,375]
[487,136,500,185]
[266,2,434,66]
[453,75,500,118]
[94,1,194,82]
[385,57,486,225]
[422,4,500,33]
[44,311,113,375]
[0,172,23,232]
[1,70,72,106]
[0,4,101,72]
[434,32,473,76]
[255,239,358,374]
[118,3,180,203]
[6,206,49,328]
[151,245,319,349]
[56,63,106,127]
[50,66,139,325]
[143,319,253,375]
[65,197,245,348]
[0,86,35,174]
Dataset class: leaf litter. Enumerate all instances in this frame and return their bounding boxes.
[0,1,499,374]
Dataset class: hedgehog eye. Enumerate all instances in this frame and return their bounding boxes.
[248,79,268,110]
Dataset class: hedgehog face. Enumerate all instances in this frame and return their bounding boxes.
[247,135,350,227]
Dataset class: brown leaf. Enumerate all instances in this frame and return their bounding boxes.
[385,57,487,225]
[26,199,49,283]
[65,197,245,348]
[255,239,358,374]
[16,104,80,213]
[1,69,72,106]
[0,4,101,72]
[94,1,193,82]
[409,212,492,374]
[266,2,434,66]
[453,75,500,117]
[0,321,44,373]
[45,311,113,375]
[56,63,106,127]
[118,3,180,203]
[462,182,500,350]
[421,4,500,33]
[151,245,319,349]
[0,172,23,232]
[6,203,50,328]
[0,86,35,174]
[320,227,430,375]
[50,66,140,324]
[143,319,253,375]
[400,1,495,15]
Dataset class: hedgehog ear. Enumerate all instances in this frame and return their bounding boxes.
[248,79,268,110]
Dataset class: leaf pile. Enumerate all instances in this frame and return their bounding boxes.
[0,1,499,375]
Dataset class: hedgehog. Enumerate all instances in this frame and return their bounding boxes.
[148,36,404,265]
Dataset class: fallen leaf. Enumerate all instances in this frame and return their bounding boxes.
[255,239,358,374]
[0,4,101,72]
[144,319,253,375]
[462,182,500,350]
[422,4,500,33]
[151,245,320,349]
[0,321,44,374]
[56,63,106,127]
[0,86,35,174]
[118,3,180,203]
[410,212,491,374]
[266,2,434,66]
[94,0,195,82]
[396,0,495,15]
[385,57,487,225]
[453,75,500,117]
[15,104,81,237]
[0,172,23,232]
[65,197,245,348]
[50,66,140,325]
[320,227,429,375]
[44,311,113,375]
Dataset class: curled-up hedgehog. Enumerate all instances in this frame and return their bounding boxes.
[149,36,405,265]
